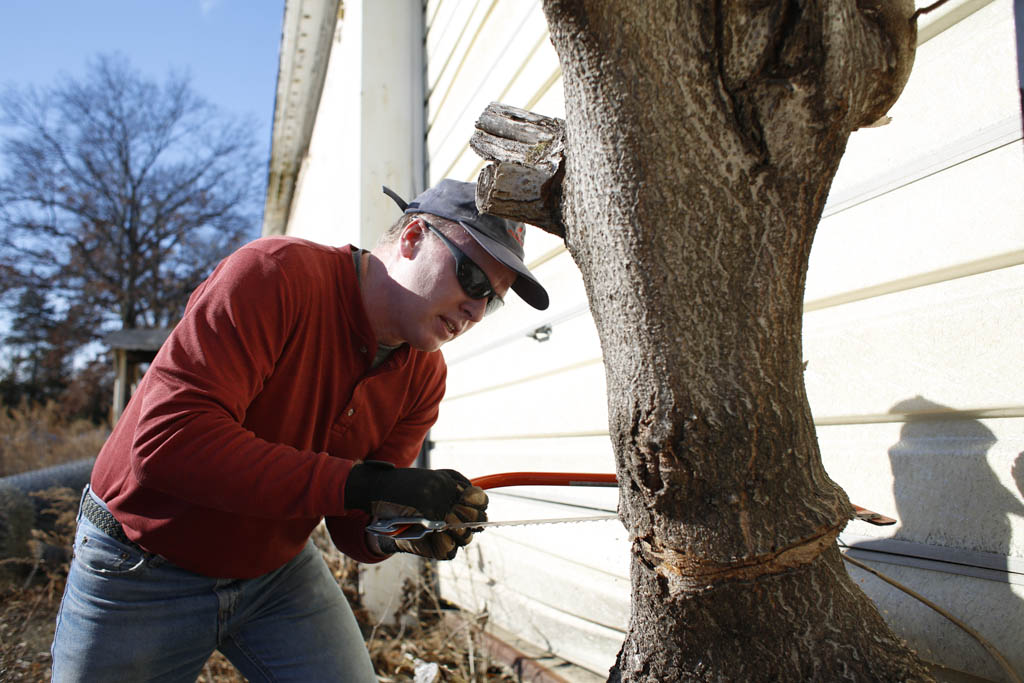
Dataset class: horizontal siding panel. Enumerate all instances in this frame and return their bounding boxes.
[526,75,566,118]
[438,497,628,676]
[827,0,1019,202]
[807,141,1024,302]
[426,1,546,163]
[443,517,629,630]
[430,34,562,184]
[433,361,610,441]
[818,417,1024,557]
[427,0,499,131]
[439,142,489,185]
[803,266,1024,418]
[442,249,589,352]
[443,313,601,400]
[427,4,562,185]
[425,0,477,92]
[439,568,622,677]
[485,31,560,115]
[442,554,627,637]
[915,0,997,44]
[525,231,572,266]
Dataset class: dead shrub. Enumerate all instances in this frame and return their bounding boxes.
[0,402,108,478]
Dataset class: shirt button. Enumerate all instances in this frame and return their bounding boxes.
[347,408,355,416]
[359,346,367,354]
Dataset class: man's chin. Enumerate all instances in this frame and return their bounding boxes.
[407,337,445,353]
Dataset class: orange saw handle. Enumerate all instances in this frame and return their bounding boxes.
[470,472,618,490]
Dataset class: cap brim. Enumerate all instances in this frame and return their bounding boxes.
[459,221,549,310]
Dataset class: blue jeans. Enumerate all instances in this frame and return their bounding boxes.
[51,487,376,682]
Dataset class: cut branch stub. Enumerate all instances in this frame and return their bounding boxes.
[470,102,567,238]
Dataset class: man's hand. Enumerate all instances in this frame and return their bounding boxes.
[346,461,488,560]
[372,485,488,560]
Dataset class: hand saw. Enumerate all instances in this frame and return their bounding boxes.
[365,472,896,540]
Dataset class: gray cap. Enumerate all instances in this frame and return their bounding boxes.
[383,179,549,310]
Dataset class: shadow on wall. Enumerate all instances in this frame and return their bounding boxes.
[888,396,1024,554]
[887,396,1024,671]
[1013,450,1024,499]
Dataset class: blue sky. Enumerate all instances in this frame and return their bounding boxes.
[0,0,284,206]
[0,1,285,351]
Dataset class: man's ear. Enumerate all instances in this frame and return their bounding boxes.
[398,218,427,259]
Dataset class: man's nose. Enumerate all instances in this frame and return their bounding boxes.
[464,296,486,323]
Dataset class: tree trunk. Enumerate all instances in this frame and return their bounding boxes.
[535,1,931,680]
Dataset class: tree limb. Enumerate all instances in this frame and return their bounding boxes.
[470,102,567,237]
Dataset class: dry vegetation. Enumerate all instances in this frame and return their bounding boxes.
[0,402,109,478]
[0,404,518,682]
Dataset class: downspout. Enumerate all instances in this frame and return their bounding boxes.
[415,0,428,195]
[415,0,430,472]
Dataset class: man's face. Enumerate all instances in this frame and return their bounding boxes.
[389,217,516,352]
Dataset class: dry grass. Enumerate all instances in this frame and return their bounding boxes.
[0,402,108,478]
[0,487,79,681]
[0,405,517,682]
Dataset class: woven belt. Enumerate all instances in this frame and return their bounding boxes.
[81,492,137,548]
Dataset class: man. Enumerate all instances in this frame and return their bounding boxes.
[51,179,549,682]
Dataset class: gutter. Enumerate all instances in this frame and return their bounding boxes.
[261,0,342,237]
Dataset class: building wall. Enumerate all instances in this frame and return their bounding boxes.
[272,0,1023,678]
[284,0,425,248]
[423,0,1024,679]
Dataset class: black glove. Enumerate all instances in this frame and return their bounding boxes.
[346,461,488,560]
[373,484,488,560]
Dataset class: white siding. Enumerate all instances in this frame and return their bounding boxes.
[424,0,1024,678]
[285,0,425,248]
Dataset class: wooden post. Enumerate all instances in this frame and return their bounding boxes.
[111,349,129,425]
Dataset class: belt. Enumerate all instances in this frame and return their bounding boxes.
[81,491,138,549]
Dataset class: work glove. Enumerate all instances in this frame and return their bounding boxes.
[345,460,488,560]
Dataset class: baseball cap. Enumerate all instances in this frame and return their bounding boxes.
[383,179,549,310]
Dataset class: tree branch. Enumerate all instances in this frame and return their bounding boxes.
[470,102,567,237]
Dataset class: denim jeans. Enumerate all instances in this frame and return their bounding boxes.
[51,487,376,682]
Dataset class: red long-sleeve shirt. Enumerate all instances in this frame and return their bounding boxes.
[91,237,447,578]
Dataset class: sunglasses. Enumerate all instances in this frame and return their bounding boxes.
[423,220,504,315]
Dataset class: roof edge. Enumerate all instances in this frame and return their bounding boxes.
[261,0,342,237]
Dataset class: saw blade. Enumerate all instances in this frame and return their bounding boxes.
[366,513,620,540]
[445,513,619,532]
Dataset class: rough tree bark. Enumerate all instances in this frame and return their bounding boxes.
[475,1,932,681]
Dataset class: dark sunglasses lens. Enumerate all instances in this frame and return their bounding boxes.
[456,259,492,299]
[456,258,503,315]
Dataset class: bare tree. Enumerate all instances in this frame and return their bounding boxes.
[0,54,260,333]
[476,1,933,679]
